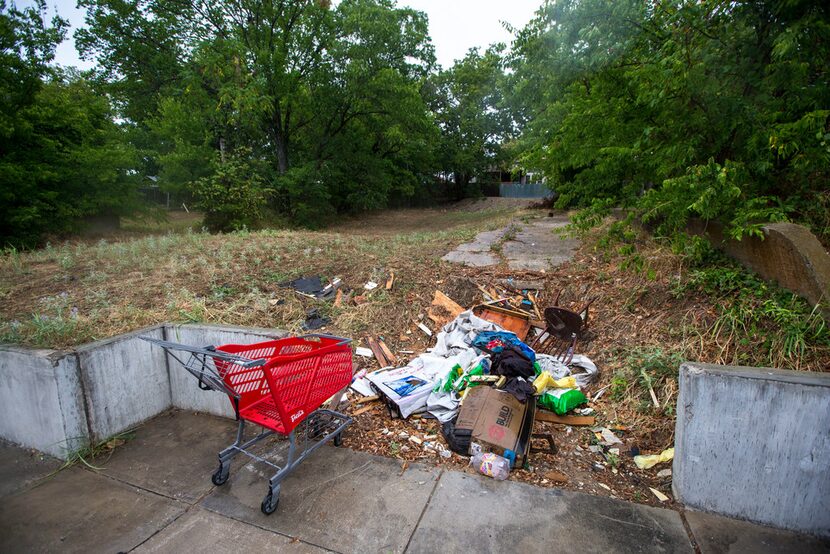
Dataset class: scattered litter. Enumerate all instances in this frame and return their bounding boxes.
[386,272,395,290]
[364,281,379,290]
[634,447,674,469]
[409,436,423,445]
[657,468,672,478]
[301,308,330,330]
[367,336,396,367]
[350,377,374,397]
[598,483,612,491]
[282,276,342,300]
[649,487,669,502]
[417,322,433,337]
[577,407,594,416]
[355,347,374,357]
[597,427,623,446]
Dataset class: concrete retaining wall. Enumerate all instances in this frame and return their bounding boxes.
[687,220,830,318]
[76,325,170,441]
[0,323,289,459]
[674,362,830,538]
[0,346,89,458]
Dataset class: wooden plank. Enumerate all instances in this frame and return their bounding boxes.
[333,289,344,307]
[354,395,379,405]
[385,271,395,290]
[366,337,392,367]
[377,338,396,366]
[535,411,596,426]
[352,404,376,416]
[475,307,531,341]
[427,290,465,328]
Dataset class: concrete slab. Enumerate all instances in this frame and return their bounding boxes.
[0,467,185,553]
[202,445,440,553]
[134,507,329,553]
[93,410,236,503]
[441,250,499,267]
[407,471,693,553]
[0,440,61,498]
[686,510,830,553]
[503,217,579,271]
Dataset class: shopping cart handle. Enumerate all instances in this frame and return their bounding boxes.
[299,333,353,347]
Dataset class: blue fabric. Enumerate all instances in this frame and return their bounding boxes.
[471,331,536,362]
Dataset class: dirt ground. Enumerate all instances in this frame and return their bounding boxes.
[1,199,821,510]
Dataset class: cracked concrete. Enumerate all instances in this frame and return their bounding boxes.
[442,215,579,271]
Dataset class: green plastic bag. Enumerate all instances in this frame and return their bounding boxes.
[538,388,587,415]
[453,362,485,391]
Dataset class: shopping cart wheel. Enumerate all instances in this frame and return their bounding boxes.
[261,486,280,515]
[333,432,343,447]
[211,464,230,486]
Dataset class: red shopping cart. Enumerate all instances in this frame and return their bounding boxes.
[142,334,353,514]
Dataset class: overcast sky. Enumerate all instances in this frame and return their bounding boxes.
[24,0,541,70]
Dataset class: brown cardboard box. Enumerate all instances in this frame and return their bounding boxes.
[456,386,536,464]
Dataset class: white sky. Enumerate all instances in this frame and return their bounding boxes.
[23,0,541,71]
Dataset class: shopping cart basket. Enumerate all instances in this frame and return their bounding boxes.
[141,333,354,514]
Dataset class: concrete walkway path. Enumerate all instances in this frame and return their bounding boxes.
[442,215,580,271]
[1,411,827,553]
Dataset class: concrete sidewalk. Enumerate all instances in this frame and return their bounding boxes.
[1,411,827,553]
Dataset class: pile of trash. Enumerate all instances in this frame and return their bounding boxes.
[349,294,600,480]
[285,273,674,494]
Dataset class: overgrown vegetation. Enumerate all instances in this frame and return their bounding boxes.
[509,0,830,244]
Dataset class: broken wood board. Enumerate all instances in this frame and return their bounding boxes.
[354,395,379,405]
[473,305,531,341]
[366,337,395,367]
[427,290,465,329]
[377,339,396,366]
[352,404,376,416]
[500,279,545,291]
[385,271,395,290]
[535,411,596,426]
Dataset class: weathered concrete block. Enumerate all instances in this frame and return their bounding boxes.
[689,220,830,318]
[0,346,88,458]
[77,325,170,440]
[674,362,830,538]
[164,323,288,418]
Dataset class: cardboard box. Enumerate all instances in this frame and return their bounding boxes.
[457,386,536,465]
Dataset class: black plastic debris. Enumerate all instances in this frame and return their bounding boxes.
[301,308,330,331]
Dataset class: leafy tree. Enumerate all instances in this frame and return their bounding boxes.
[0,3,137,247]
[428,47,511,199]
[509,0,830,243]
[80,0,440,226]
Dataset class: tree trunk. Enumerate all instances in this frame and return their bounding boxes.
[272,104,289,175]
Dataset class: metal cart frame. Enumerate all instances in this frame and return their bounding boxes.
[142,334,353,514]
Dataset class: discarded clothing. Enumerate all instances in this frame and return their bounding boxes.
[490,346,535,379]
[471,331,536,362]
[502,377,536,403]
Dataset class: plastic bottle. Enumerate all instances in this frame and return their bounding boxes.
[471,452,510,480]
